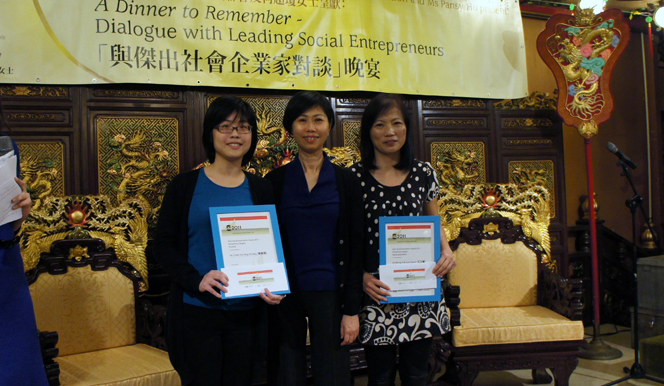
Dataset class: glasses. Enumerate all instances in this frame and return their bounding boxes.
[216,124,252,134]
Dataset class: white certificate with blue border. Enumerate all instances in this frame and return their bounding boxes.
[378,215,441,304]
[209,205,290,299]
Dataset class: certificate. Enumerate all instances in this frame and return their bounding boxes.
[209,205,290,299]
[378,215,441,303]
[0,151,22,227]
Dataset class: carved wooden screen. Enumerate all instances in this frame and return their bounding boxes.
[1,85,566,278]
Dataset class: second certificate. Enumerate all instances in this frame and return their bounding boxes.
[379,215,441,303]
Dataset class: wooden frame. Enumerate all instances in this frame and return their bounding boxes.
[432,217,584,386]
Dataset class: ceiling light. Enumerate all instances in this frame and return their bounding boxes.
[654,7,664,27]
[579,0,605,14]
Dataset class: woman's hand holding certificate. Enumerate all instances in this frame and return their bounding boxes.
[363,272,391,304]
[199,270,229,298]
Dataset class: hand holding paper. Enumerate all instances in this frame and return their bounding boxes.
[363,272,391,304]
[199,270,229,299]
[432,248,456,277]
[259,288,284,305]
[0,155,25,227]
[11,177,32,225]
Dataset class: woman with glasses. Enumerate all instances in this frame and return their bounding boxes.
[350,94,456,386]
[265,91,364,386]
[154,96,283,386]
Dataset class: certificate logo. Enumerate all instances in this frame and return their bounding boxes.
[226,220,242,231]
[391,229,406,239]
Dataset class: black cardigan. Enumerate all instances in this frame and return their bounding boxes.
[265,160,365,317]
[153,169,274,384]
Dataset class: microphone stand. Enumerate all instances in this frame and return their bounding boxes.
[603,160,663,385]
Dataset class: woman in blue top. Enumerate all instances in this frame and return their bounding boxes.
[350,94,456,386]
[0,127,49,385]
[154,96,283,386]
[265,91,364,386]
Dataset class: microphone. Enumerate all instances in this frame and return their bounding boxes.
[0,135,13,157]
[606,142,637,169]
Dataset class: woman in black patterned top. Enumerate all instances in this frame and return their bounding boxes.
[349,94,456,386]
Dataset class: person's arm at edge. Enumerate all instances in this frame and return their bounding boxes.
[11,177,31,232]
[425,198,456,277]
[340,169,364,345]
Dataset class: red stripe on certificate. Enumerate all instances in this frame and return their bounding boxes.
[238,270,274,275]
[218,215,268,221]
[394,269,426,273]
[387,225,432,230]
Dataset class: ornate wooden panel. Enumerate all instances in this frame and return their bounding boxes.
[424,117,486,129]
[91,88,183,102]
[16,141,65,210]
[1,83,568,277]
[502,117,554,128]
[422,98,488,110]
[96,116,179,229]
[0,85,69,98]
[509,160,556,218]
[430,142,486,190]
[335,98,370,107]
[4,111,69,126]
[342,120,360,154]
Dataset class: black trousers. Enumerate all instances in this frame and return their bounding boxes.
[364,337,433,386]
[180,303,257,386]
[274,290,351,386]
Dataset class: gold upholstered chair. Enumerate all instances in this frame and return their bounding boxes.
[434,184,585,386]
[22,196,180,386]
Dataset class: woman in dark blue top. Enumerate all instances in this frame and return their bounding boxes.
[154,96,282,386]
[0,129,49,385]
[265,91,364,386]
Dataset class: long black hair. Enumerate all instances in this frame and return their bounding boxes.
[359,94,413,171]
[202,96,258,166]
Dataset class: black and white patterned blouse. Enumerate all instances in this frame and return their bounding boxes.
[349,160,451,345]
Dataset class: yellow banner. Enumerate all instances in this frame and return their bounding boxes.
[0,0,528,98]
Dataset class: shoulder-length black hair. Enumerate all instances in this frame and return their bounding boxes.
[202,96,258,166]
[282,91,335,134]
[359,94,413,171]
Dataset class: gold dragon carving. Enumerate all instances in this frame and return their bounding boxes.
[435,149,481,192]
[439,184,556,272]
[511,166,548,187]
[20,155,60,211]
[249,102,298,176]
[551,9,616,136]
[494,91,558,110]
[20,195,150,289]
[105,131,171,224]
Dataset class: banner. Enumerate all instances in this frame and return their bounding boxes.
[0,0,528,98]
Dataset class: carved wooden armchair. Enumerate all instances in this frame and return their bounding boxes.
[434,184,585,386]
[22,196,180,386]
